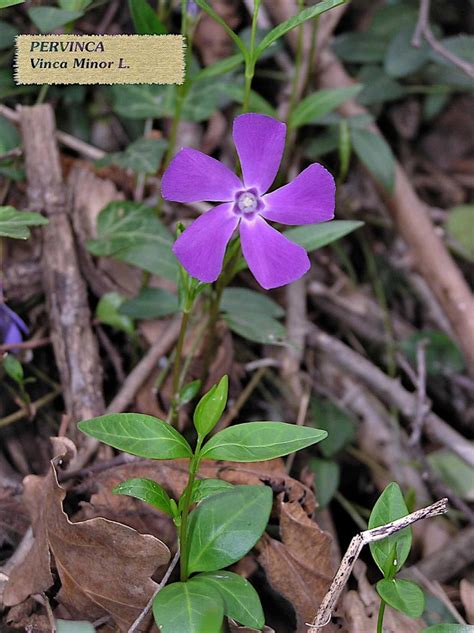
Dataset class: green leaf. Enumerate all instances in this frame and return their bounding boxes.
[223,311,286,345]
[400,330,465,376]
[284,220,363,252]
[3,354,24,383]
[290,86,362,129]
[309,458,340,509]
[310,398,355,457]
[58,0,92,10]
[86,201,177,280]
[368,482,412,577]
[191,571,264,629]
[190,479,234,504]
[428,450,474,502]
[0,206,48,239]
[254,0,345,60]
[0,116,20,153]
[180,380,202,405]
[384,26,430,78]
[194,53,244,82]
[201,422,327,462]
[55,621,95,633]
[152,581,224,633]
[96,292,135,335]
[0,20,19,51]
[110,84,173,119]
[422,626,474,633]
[0,0,25,7]
[445,204,474,262]
[28,7,83,32]
[221,287,284,319]
[119,288,179,320]
[370,3,418,39]
[96,138,167,174]
[377,578,425,618]
[187,485,272,573]
[357,65,405,106]
[194,375,228,437]
[113,478,175,516]
[332,31,387,63]
[78,413,193,459]
[350,126,395,192]
[194,0,247,59]
[128,0,166,34]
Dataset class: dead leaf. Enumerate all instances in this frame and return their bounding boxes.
[257,499,337,632]
[460,579,474,624]
[4,438,170,631]
[342,561,424,633]
[227,620,275,633]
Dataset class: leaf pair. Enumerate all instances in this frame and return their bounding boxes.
[79,414,327,463]
[153,570,263,632]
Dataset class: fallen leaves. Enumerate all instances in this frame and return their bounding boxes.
[3,438,170,631]
[257,498,337,633]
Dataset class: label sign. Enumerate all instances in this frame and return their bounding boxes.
[15,34,184,85]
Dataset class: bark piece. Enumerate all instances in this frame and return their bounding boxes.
[19,105,105,434]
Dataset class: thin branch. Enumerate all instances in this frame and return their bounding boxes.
[128,547,180,633]
[412,0,474,78]
[308,498,448,631]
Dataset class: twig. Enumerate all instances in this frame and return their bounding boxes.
[128,547,180,633]
[310,326,474,468]
[412,0,474,79]
[0,147,22,162]
[106,316,181,414]
[0,104,105,160]
[308,498,448,631]
[0,336,50,353]
[409,339,429,446]
[0,387,62,428]
[217,366,268,431]
[286,384,311,473]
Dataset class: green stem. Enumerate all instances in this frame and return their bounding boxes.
[376,599,386,633]
[242,0,260,113]
[35,85,49,105]
[168,309,191,425]
[179,436,203,581]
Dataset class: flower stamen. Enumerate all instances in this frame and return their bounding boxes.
[237,191,258,214]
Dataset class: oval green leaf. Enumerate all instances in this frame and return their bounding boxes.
[113,478,174,516]
[190,479,234,505]
[78,413,193,459]
[200,422,327,462]
[377,578,425,618]
[191,571,264,630]
[194,375,228,437]
[284,220,363,252]
[368,482,412,577]
[187,485,272,574]
[152,581,224,633]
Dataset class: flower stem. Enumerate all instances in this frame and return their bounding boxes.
[242,0,260,113]
[179,436,203,581]
[376,598,386,633]
[168,309,191,425]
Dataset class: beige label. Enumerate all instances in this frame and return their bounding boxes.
[15,34,184,85]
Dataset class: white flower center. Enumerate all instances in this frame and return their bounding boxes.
[237,192,258,214]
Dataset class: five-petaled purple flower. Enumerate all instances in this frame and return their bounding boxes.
[162,113,335,290]
[0,303,28,348]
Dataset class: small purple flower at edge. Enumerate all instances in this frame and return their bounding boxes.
[162,113,336,290]
[0,303,28,348]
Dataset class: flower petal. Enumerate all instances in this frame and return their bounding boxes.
[162,148,242,203]
[4,322,22,347]
[240,216,310,290]
[173,204,239,283]
[233,113,286,194]
[261,163,335,225]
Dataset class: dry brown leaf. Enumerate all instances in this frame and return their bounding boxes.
[342,561,424,633]
[460,579,474,624]
[4,438,170,631]
[257,499,337,633]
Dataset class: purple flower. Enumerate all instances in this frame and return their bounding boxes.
[162,113,335,290]
[0,303,28,348]
[186,0,200,16]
